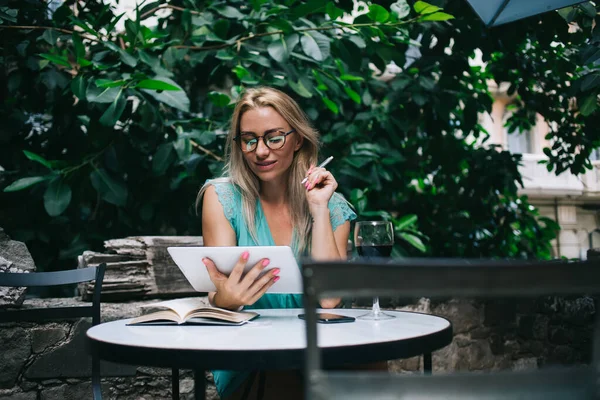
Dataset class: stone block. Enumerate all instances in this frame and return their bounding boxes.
[0,391,37,400]
[484,299,516,327]
[432,299,483,335]
[512,357,537,371]
[31,325,68,353]
[40,382,91,400]
[517,315,548,340]
[395,297,431,314]
[388,356,421,372]
[0,229,36,308]
[0,327,31,388]
[25,319,136,379]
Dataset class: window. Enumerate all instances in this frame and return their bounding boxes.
[506,128,532,154]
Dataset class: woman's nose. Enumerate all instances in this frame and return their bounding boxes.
[255,139,270,157]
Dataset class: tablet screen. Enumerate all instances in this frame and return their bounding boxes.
[167,246,302,294]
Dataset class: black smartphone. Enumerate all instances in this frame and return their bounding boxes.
[298,313,356,324]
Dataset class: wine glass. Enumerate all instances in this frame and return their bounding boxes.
[354,221,395,320]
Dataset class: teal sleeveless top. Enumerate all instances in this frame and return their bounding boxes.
[208,181,356,398]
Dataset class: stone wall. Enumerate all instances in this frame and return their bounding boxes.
[0,295,595,399]
[389,296,596,374]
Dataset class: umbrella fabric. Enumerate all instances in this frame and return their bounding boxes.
[465,0,588,27]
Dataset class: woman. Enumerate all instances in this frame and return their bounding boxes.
[198,86,356,399]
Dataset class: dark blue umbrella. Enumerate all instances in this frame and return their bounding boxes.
[464,0,589,27]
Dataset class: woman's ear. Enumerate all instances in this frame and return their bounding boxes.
[294,134,304,152]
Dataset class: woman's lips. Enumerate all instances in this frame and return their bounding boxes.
[255,160,277,171]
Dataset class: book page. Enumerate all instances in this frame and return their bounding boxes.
[141,297,209,320]
[129,310,182,324]
[187,310,258,323]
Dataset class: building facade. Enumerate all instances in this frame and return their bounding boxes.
[482,82,600,259]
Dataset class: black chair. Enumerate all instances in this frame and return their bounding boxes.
[302,258,600,400]
[0,264,106,399]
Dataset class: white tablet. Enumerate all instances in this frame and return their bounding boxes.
[167,246,302,294]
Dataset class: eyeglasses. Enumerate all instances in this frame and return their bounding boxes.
[234,129,296,153]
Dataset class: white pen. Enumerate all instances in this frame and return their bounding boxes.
[302,156,334,184]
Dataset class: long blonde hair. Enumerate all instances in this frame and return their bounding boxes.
[198,87,320,254]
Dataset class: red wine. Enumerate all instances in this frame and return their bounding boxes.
[357,245,392,258]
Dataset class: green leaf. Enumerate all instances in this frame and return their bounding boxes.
[72,34,85,58]
[23,150,52,169]
[213,5,245,19]
[95,79,127,88]
[419,12,454,21]
[208,91,231,107]
[301,31,330,61]
[141,77,190,112]
[344,86,361,104]
[86,85,120,103]
[391,0,410,19]
[173,138,192,160]
[3,176,49,192]
[322,97,339,114]
[414,1,441,14]
[40,53,71,68]
[99,93,127,127]
[581,74,600,91]
[152,143,174,176]
[326,2,344,19]
[580,94,598,116]
[301,33,322,61]
[289,79,313,98]
[90,169,128,207]
[43,178,72,217]
[104,42,138,67]
[135,79,181,91]
[367,4,390,22]
[267,37,289,63]
[395,214,418,230]
[348,36,366,49]
[41,30,60,45]
[340,74,364,81]
[580,2,597,17]
[399,232,426,252]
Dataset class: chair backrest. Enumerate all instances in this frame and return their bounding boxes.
[0,264,106,325]
[301,258,600,400]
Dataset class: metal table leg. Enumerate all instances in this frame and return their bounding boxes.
[194,370,206,400]
[424,353,432,375]
[172,368,179,400]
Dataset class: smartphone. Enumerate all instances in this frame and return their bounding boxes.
[298,313,356,324]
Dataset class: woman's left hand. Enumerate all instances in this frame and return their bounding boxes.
[304,166,337,213]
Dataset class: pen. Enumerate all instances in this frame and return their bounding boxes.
[302,156,334,184]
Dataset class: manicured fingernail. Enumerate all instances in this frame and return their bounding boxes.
[273,276,280,282]
[262,259,270,267]
[272,268,280,275]
[242,251,249,260]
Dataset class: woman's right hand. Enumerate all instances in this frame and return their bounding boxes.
[203,251,280,310]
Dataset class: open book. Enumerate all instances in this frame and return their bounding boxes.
[128,298,259,326]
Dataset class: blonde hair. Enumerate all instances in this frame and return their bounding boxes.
[197,87,320,254]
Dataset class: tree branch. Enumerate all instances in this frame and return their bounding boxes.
[0,25,101,43]
[173,19,419,51]
[190,140,224,162]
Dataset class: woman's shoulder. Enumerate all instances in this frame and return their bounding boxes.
[204,178,242,221]
[328,191,350,207]
[328,192,357,230]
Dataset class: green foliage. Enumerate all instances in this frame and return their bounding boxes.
[0,0,575,271]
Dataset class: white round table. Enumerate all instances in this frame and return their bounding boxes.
[87,308,452,399]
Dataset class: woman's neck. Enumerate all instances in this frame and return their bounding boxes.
[259,178,288,205]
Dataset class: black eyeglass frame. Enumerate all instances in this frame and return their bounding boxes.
[233,129,296,153]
